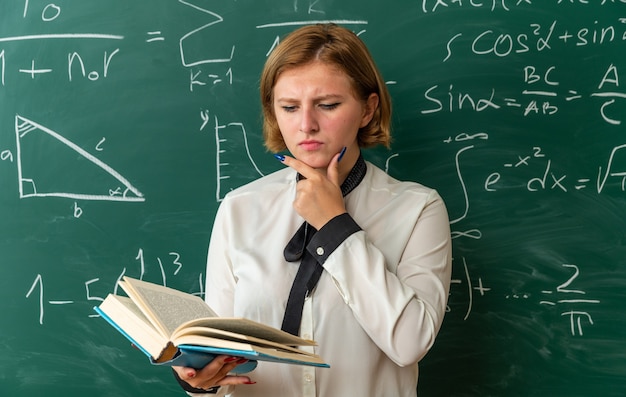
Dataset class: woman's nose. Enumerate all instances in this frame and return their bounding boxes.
[299,107,319,133]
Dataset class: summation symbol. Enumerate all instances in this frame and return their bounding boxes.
[178,0,235,67]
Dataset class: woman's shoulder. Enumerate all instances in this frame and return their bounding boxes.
[222,167,295,200]
[365,161,441,199]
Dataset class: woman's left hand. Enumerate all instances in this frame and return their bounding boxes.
[279,152,346,230]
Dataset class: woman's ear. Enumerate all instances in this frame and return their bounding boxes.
[360,93,380,127]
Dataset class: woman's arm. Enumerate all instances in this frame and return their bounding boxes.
[312,191,452,366]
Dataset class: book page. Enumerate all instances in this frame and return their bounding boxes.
[174,317,316,346]
[120,277,216,337]
[172,326,317,356]
[97,294,169,358]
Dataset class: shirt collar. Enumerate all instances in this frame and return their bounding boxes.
[296,153,367,198]
[340,153,367,197]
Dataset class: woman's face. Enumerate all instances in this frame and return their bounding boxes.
[272,61,377,170]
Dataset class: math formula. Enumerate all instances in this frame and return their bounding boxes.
[25,248,200,325]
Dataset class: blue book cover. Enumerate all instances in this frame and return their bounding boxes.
[177,345,329,368]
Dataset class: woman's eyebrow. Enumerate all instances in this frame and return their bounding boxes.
[275,94,344,103]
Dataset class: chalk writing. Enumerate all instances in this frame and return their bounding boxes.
[207,113,265,201]
[484,144,626,193]
[22,0,62,21]
[540,264,600,336]
[189,67,234,91]
[0,35,123,85]
[443,18,626,61]
[449,261,603,336]
[450,257,491,320]
[25,249,196,324]
[178,1,235,67]
[422,64,626,125]
[421,0,533,13]
[14,115,145,203]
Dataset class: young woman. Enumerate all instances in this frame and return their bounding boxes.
[173,23,452,397]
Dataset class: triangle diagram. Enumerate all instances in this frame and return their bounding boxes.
[15,115,145,202]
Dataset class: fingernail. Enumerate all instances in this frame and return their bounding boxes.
[187,371,195,378]
[337,147,347,162]
[244,381,257,384]
[224,357,239,362]
[273,154,285,161]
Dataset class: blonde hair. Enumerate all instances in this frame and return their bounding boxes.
[260,23,392,152]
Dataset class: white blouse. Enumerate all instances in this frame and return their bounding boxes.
[201,160,452,397]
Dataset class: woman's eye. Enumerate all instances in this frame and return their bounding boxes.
[320,103,339,110]
[281,106,297,113]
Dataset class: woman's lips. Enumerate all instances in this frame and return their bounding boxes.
[299,140,323,151]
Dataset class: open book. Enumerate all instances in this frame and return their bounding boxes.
[95,277,328,373]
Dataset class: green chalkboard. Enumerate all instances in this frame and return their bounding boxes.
[1,1,625,396]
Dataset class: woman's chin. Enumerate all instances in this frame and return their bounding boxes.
[294,154,331,169]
